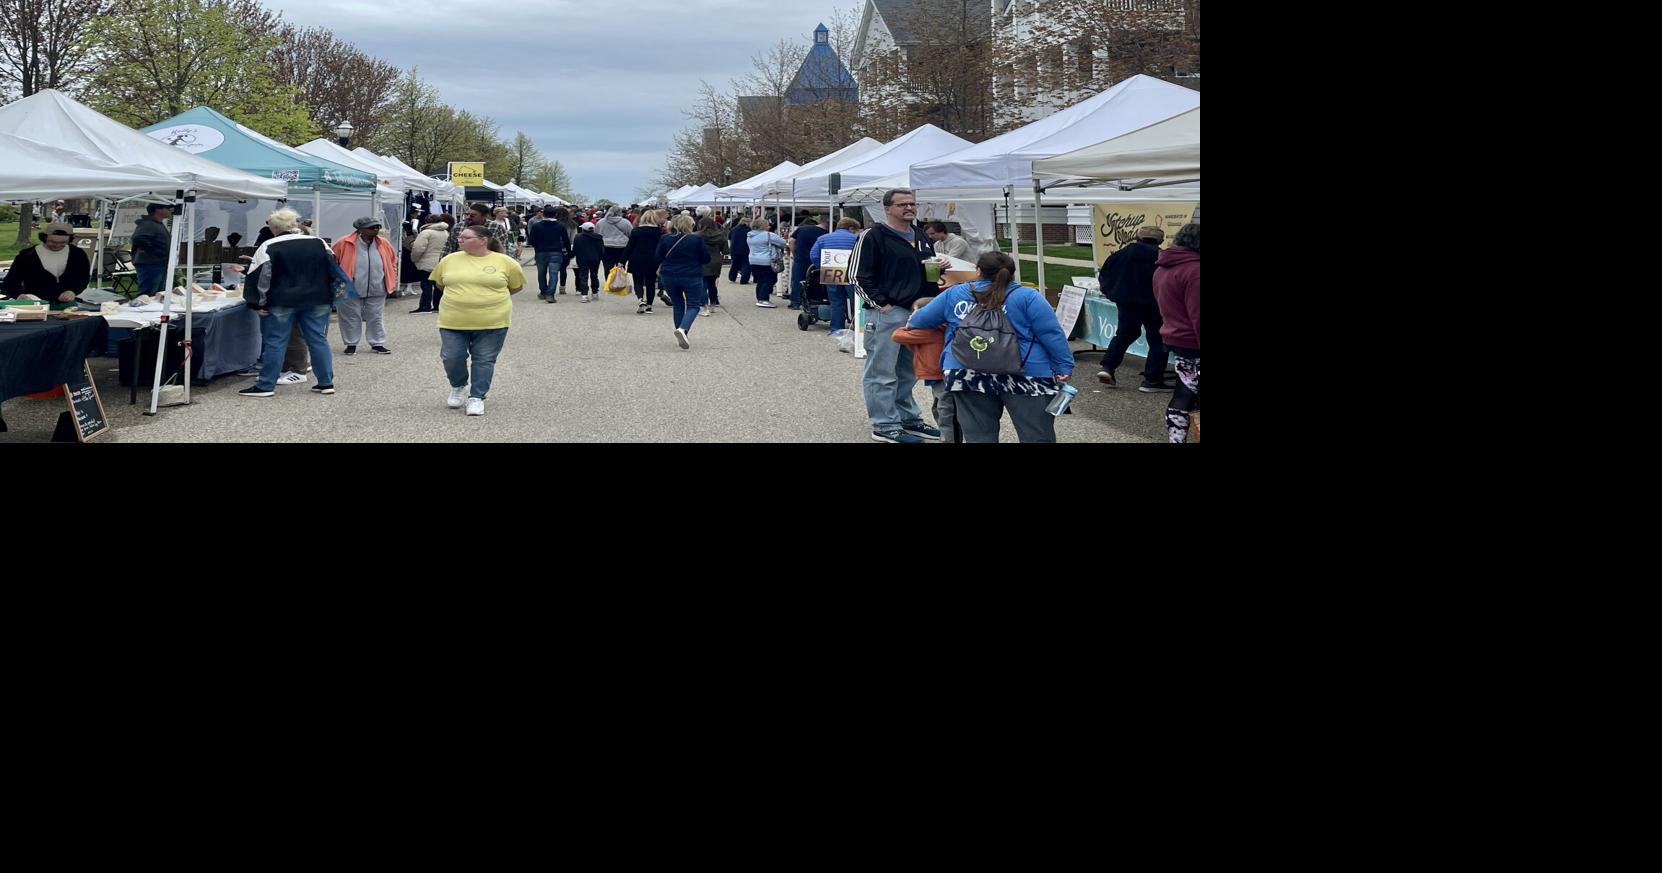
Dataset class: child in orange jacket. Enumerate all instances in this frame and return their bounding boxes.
[891,296,957,443]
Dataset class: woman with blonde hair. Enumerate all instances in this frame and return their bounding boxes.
[655,213,712,349]
[624,208,666,315]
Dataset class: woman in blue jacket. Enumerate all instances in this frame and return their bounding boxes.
[655,214,712,349]
[906,251,1075,443]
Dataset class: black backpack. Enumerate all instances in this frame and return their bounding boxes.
[951,295,1031,375]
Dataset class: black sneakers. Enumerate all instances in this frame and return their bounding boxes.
[372,346,392,355]
[238,386,274,398]
[343,345,357,356]
[311,384,336,395]
[1139,380,1175,393]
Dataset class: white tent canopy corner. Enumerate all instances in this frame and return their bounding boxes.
[1033,108,1200,182]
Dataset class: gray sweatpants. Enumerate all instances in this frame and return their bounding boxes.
[931,383,959,444]
[336,292,386,347]
[954,392,1057,444]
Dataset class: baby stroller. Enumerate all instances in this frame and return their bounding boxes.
[796,265,850,331]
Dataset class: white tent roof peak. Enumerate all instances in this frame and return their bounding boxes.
[779,124,972,199]
[1034,107,1200,182]
[0,89,287,200]
[912,74,1199,191]
[1,131,183,200]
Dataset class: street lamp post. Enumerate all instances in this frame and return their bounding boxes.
[334,121,355,148]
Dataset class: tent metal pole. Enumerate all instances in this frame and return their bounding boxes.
[146,190,184,415]
[182,192,197,404]
[1032,179,1046,293]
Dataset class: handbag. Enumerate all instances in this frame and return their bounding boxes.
[657,234,691,283]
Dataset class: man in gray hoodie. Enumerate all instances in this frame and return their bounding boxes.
[598,206,633,278]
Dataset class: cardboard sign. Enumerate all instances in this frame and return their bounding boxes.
[1091,202,1198,264]
[450,162,485,186]
[820,249,852,285]
[64,361,109,442]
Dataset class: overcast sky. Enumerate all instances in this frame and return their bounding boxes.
[274,0,865,202]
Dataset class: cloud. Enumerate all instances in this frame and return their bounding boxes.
[274,0,865,200]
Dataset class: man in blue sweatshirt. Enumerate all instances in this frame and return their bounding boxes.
[527,206,571,302]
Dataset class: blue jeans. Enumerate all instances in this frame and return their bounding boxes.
[440,328,508,399]
[534,250,563,295]
[136,263,169,297]
[662,275,707,333]
[862,305,923,432]
[257,304,334,391]
[826,285,852,332]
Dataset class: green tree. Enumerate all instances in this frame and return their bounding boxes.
[80,0,317,142]
[508,131,540,187]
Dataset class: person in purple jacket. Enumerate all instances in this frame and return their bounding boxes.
[1153,223,1200,444]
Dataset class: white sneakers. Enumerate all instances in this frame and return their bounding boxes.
[447,386,467,409]
[278,371,307,385]
[674,328,691,350]
[466,397,486,416]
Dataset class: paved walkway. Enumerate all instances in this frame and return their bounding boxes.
[1,272,1166,443]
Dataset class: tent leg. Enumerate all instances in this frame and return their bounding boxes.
[94,198,108,292]
[147,190,184,415]
[1032,180,1046,292]
[182,193,197,405]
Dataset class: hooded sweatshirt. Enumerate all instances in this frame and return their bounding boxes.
[1153,246,1200,351]
[599,214,633,249]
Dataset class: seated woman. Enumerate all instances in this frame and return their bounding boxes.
[2,222,90,309]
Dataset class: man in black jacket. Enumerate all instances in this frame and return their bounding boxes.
[1096,226,1171,391]
[855,188,941,444]
[527,206,571,301]
[131,202,174,298]
[2,222,90,307]
[238,210,339,398]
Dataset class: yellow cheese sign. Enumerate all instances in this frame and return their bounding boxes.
[449,162,485,186]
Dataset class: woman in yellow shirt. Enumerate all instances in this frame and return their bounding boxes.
[429,226,526,416]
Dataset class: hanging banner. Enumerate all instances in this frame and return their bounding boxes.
[449,162,485,186]
[1091,202,1198,264]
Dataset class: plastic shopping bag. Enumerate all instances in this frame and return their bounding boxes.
[605,265,631,294]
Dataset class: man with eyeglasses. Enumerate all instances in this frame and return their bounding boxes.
[854,188,941,444]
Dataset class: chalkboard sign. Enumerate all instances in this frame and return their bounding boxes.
[63,361,109,442]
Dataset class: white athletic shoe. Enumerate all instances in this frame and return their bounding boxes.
[674,328,691,350]
[466,397,486,416]
[278,371,307,385]
[448,386,467,409]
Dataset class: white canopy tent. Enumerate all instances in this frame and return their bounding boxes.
[673,184,726,207]
[776,129,970,201]
[912,75,1199,191]
[662,185,696,204]
[0,89,287,201]
[369,152,461,208]
[296,139,404,188]
[0,132,182,199]
[714,161,801,203]
[761,138,884,200]
[502,183,542,205]
[540,192,570,206]
[0,90,292,413]
[910,75,1198,289]
[338,148,441,194]
[1034,108,1200,182]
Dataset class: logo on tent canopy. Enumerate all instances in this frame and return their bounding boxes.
[147,125,226,154]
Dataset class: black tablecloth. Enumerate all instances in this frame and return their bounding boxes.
[0,318,110,404]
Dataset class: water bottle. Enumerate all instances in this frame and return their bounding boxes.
[1046,383,1079,417]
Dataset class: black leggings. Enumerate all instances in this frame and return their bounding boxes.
[729,257,751,283]
[704,275,719,305]
[575,262,601,295]
[752,265,777,302]
[633,270,657,304]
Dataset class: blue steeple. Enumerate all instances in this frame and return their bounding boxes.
[788,24,858,105]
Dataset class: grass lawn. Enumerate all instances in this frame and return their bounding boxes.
[998,242,1096,261]
[1,221,31,261]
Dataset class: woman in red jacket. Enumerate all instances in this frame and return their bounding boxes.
[1154,223,1200,444]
